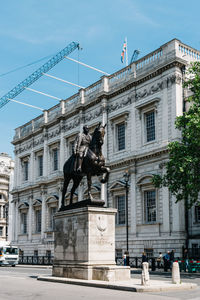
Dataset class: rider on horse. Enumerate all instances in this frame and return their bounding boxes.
[74,125,92,173]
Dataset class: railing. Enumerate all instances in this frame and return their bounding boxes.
[48,104,61,122]
[116,254,200,271]
[33,114,44,131]
[109,65,132,85]
[116,256,156,270]
[65,93,80,110]
[19,256,53,265]
[136,48,163,71]
[178,43,200,60]
[20,121,33,138]
[85,80,102,96]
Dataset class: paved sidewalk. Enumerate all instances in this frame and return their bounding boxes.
[38,275,197,292]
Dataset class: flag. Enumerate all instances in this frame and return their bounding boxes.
[121,40,127,63]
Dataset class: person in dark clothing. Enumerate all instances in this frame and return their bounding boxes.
[163,251,170,271]
[142,252,148,263]
[170,249,175,268]
[183,249,189,271]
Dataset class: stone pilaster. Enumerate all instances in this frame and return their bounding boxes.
[41,187,47,240]
[28,195,33,241]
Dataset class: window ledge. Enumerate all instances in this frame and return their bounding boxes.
[114,149,127,154]
[137,222,161,226]
[18,234,28,236]
[143,140,157,146]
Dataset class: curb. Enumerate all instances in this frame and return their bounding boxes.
[17,265,52,269]
[37,276,198,293]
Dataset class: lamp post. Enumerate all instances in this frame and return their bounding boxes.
[123,170,130,265]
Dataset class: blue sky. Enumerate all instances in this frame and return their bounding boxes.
[1,0,200,157]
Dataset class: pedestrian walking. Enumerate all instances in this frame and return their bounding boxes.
[142,251,148,263]
[157,252,162,269]
[163,251,170,272]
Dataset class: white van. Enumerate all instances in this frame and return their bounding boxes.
[0,243,19,266]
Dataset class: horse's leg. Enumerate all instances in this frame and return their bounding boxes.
[100,167,110,183]
[87,173,93,201]
[70,177,82,205]
[61,175,70,207]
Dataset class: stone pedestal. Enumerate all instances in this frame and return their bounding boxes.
[52,206,130,281]
[172,262,180,284]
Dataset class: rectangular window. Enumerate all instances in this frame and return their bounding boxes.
[38,155,43,177]
[116,249,122,258]
[144,190,156,223]
[0,227,3,236]
[3,206,6,218]
[144,248,154,258]
[21,212,27,234]
[69,141,75,156]
[49,207,57,230]
[117,123,125,151]
[145,111,155,142]
[36,210,41,233]
[52,149,58,171]
[24,161,29,181]
[115,195,125,225]
[34,250,38,257]
[195,205,200,223]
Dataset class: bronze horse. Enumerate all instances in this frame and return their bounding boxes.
[61,123,110,208]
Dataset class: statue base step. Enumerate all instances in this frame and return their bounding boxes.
[59,199,105,211]
[53,264,130,281]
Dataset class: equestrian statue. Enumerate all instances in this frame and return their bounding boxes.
[61,123,110,209]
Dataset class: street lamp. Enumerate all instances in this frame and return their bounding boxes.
[123,170,130,265]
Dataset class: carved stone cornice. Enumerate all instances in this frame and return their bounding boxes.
[108,96,132,113]
[84,107,103,122]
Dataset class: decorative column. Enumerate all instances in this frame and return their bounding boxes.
[29,151,34,183]
[59,120,65,171]
[130,167,137,236]
[57,181,63,209]
[43,128,48,177]
[15,200,19,241]
[28,195,33,241]
[41,187,47,240]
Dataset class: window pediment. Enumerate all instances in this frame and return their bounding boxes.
[18,202,29,210]
[109,111,129,123]
[109,180,126,193]
[136,98,160,111]
[33,199,42,207]
[46,195,59,204]
[137,175,153,187]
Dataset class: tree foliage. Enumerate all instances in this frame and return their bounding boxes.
[152,62,200,208]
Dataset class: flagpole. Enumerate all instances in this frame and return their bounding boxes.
[126,37,128,66]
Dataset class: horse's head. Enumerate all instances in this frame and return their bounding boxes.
[90,123,106,152]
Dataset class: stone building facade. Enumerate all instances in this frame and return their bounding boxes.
[0,153,14,242]
[11,39,200,257]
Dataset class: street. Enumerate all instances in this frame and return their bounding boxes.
[0,266,200,300]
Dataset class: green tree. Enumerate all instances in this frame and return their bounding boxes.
[152,62,200,209]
